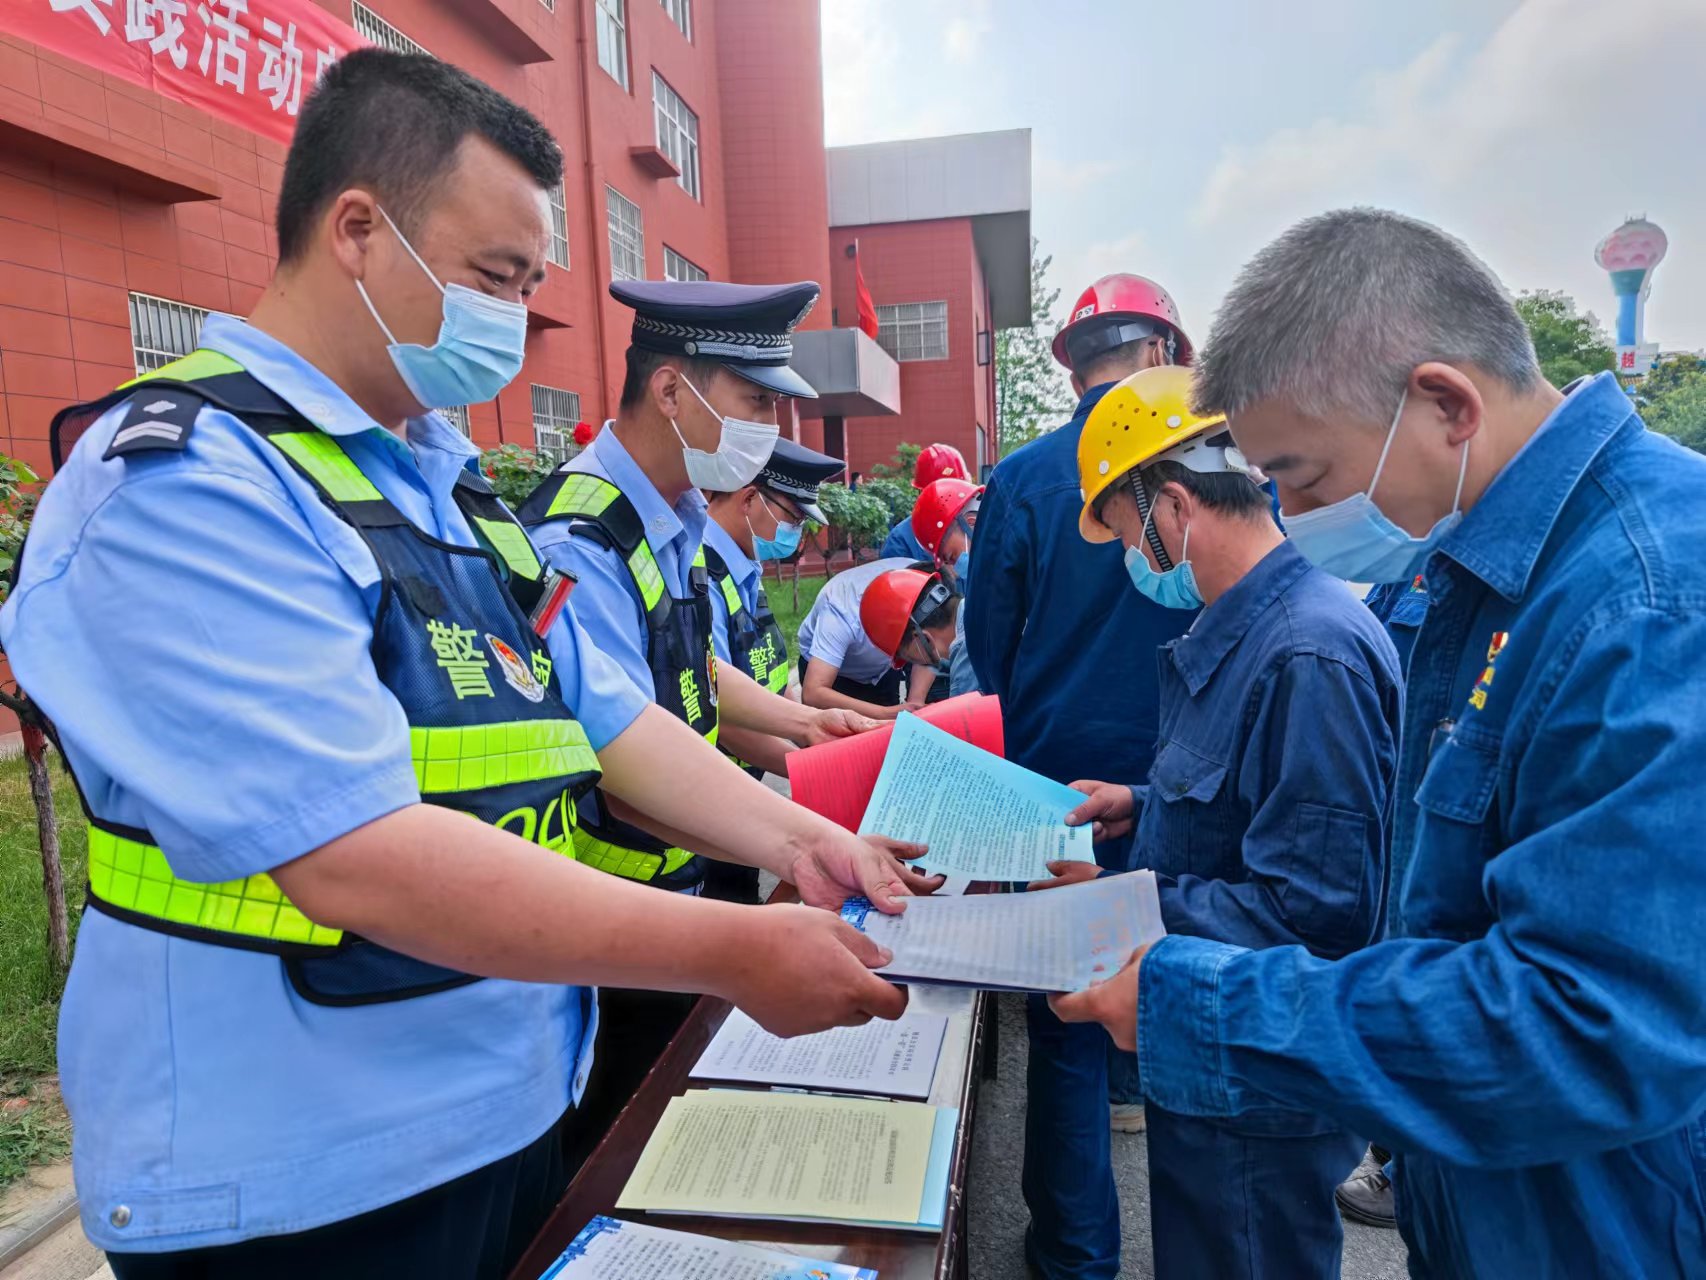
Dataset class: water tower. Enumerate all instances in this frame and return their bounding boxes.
[1594,217,1667,353]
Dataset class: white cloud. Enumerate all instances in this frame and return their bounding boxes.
[1182,0,1706,347]
[943,0,992,63]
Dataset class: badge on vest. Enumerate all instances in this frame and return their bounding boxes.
[487,634,547,703]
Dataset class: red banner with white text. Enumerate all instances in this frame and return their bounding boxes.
[2,0,366,145]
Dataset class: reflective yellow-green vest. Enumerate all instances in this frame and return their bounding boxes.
[516,466,718,890]
[45,353,601,1001]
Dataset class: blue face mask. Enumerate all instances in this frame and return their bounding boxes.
[1124,507,1203,610]
[748,493,803,562]
[355,206,528,411]
[952,549,971,585]
[1281,390,1469,583]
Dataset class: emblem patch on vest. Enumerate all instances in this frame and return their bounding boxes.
[487,634,546,703]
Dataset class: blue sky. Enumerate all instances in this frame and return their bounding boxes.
[821,0,1706,353]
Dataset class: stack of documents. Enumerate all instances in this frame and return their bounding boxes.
[841,872,1166,993]
[858,713,1097,880]
[616,1090,957,1233]
[691,1009,949,1100]
[540,1215,877,1278]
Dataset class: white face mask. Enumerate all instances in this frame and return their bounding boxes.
[673,374,779,491]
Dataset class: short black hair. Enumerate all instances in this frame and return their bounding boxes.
[1138,459,1270,518]
[277,49,563,263]
[619,347,724,410]
[917,594,960,632]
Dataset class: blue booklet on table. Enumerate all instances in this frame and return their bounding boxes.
[540,1215,879,1278]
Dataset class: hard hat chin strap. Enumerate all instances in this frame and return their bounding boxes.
[1129,471,1174,573]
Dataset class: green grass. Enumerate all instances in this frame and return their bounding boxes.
[764,570,829,656]
[0,751,85,1186]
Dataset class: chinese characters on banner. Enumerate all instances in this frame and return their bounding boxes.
[3,0,367,145]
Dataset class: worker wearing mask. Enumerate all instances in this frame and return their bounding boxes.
[1052,208,1706,1279]
[1043,365,1402,1278]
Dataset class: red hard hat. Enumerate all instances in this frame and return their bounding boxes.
[1051,274,1192,370]
[860,568,951,667]
[910,478,983,559]
[912,443,969,490]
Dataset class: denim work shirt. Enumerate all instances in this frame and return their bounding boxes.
[1134,542,1401,1131]
[879,515,928,561]
[0,317,648,1253]
[966,385,1195,799]
[1137,374,1706,1277]
[1364,575,1429,672]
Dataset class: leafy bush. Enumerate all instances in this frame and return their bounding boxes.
[859,477,913,531]
[869,442,922,485]
[480,444,559,510]
[0,456,40,605]
[815,482,888,557]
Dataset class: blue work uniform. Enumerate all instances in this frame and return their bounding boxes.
[1132,539,1400,1278]
[879,514,928,561]
[967,384,1194,1279]
[1363,574,1429,672]
[1137,374,1706,1278]
[0,316,647,1254]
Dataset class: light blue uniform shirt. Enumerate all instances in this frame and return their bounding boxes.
[0,316,648,1253]
[702,517,761,665]
[530,428,709,697]
[796,556,913,685]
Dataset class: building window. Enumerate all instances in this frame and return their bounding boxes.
[440,404,471,436]
[651,72,700,200]
[663,246,707,283]
[977,329,992,367]
[531,384,582,462]
[547,182,569,269]
[606,187,644,281]
[351,2,428,55]
[876,301,949,362]
[659,0,690,39]
[539,0,554,8]
[128,293,210,375]
[595,0,629,89]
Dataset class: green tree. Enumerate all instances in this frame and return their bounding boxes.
[995,240,1075,457]
[868,442,922,485]
[1514,290,1616,388]
[1636,355,1706,453]
[858,477,913,530]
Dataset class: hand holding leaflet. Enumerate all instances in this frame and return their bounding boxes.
[856,713,1095,880]
[840,872,1166,993]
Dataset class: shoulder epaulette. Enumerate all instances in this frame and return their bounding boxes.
[101,388,204,460]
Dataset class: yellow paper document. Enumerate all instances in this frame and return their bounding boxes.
[615,1089,939,1227]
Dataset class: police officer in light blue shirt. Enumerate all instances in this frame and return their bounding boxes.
[795,556,932,714]
[516,281,929,1165]
[1,52,924,1280]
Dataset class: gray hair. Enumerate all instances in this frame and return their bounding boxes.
[1191,208,1542,425]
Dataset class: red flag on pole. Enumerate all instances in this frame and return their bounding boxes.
[854,240,880,340]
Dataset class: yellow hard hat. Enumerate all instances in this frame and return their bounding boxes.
[1077,366,1230,543]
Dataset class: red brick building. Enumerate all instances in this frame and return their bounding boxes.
[0,0,1030,481]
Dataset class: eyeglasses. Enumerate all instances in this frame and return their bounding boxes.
[757,491,804,530]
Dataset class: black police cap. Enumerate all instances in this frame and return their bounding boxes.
[610,279,821,399]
